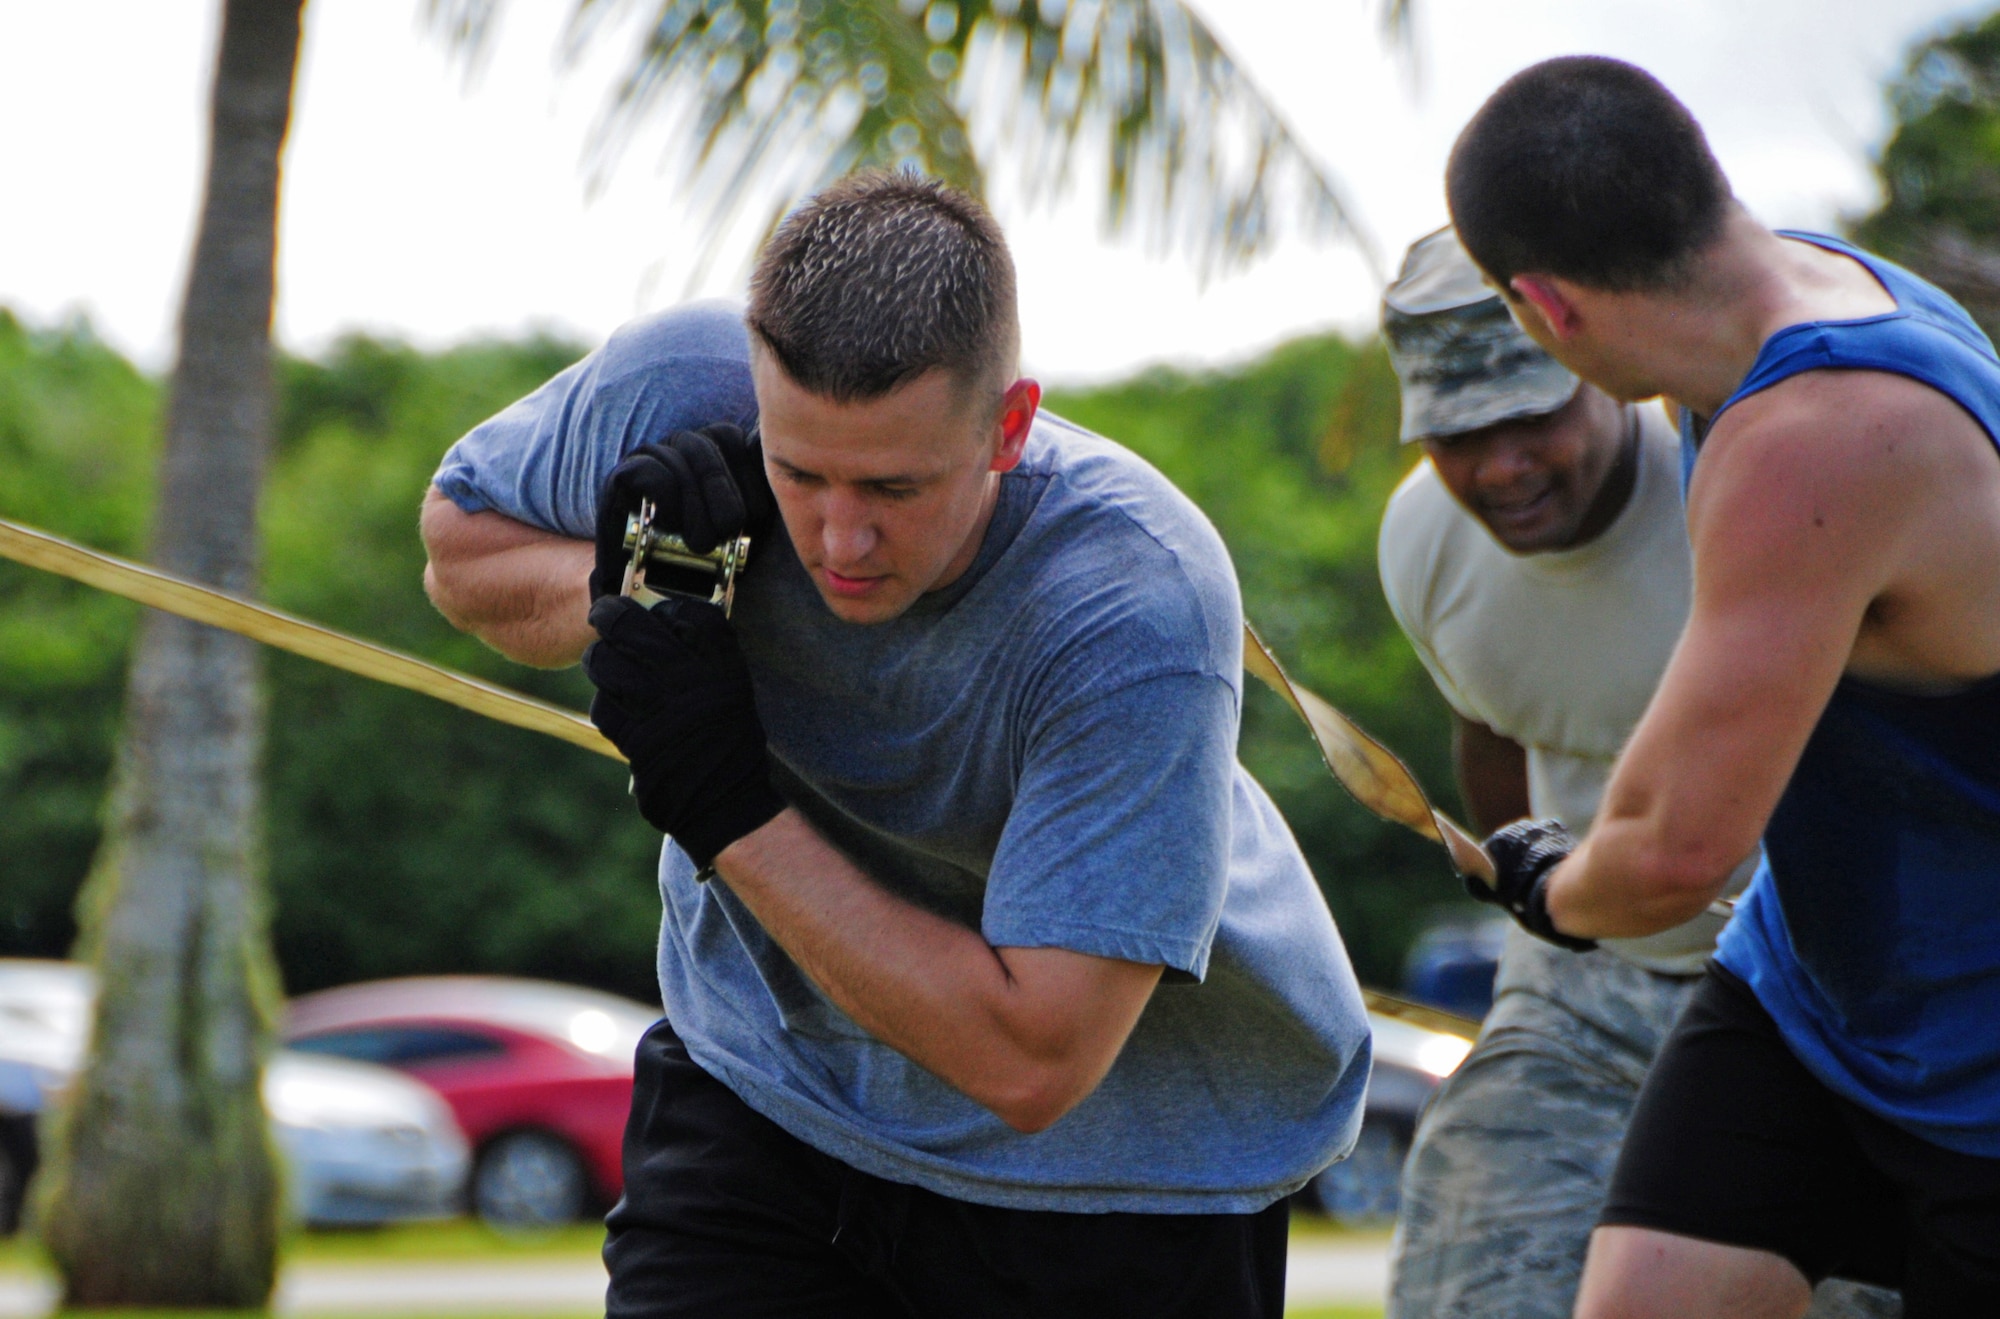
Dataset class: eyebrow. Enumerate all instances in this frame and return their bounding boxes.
[770,456,930,488]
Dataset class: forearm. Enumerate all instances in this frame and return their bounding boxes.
[1543,816,1734,938]
[1539,652,1838,940]
[713,809,1159,1132]
[420,489,596,667]
[423,545,594,667]
[1541,600,1850,940]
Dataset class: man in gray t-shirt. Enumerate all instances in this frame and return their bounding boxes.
[423,173,1369,1316]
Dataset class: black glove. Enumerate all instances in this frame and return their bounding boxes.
[590,424,775,600]
[1474,819,1598,953]
[582,593,786,868]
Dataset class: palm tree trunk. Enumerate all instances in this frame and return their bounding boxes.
[38,0,304,1303]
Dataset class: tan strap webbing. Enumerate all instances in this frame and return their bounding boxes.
[0,516,615,759]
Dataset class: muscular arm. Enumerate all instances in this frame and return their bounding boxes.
[714,810,1163,1133]
[419,487,597,667]
[1453,713,1531,835]
[1544,373,1993,936]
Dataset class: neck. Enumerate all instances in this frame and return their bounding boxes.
[1609,212,1791,417]
[1566,405,1643,548]
[1639,213,1895,418]
[930,470,1004,594]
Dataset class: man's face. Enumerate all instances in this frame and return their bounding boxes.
[754,352,1035,625]
[1419,384,1632,554]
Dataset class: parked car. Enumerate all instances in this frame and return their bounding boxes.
[286,976,662,1227]
[1305,1003,1476,1224]
[0,959,468,1232]
[265,1051,470,1227]
[1401,916,1509,1020]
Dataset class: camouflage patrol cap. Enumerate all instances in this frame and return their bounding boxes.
[1383,226,1579,443]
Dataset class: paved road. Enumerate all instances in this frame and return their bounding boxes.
[1289,1237,1392,1306]
[0,1237,1389,1314]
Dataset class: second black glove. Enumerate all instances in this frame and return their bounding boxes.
[1474,818,1598,953]
[590,423,775,600]
[583,593,786,869]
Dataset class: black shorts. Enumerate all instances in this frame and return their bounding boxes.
[604,1018,1289,1319]
[1601,962,2000,1315]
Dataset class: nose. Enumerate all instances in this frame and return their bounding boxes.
[820,488,878,568]
[1473,437,1540,491]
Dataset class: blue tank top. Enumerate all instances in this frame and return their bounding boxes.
[1687,233,2000,1158]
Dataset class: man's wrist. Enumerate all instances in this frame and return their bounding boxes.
[1541,854,1578,927]
[678,785,789,873]
[1527,867,1598,953]
[708,805,796,877]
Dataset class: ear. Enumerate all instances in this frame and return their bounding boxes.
[991,378,1040,474]
[1510,275,1582,341]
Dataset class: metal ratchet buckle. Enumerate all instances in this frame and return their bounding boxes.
[620,498,753,617]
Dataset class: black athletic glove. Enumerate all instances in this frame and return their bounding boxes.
[589,424,775,600]
[582,593,786,868]
[1475,818,1598,953]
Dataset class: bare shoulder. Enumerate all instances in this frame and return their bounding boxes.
[1694,368,2000,683]
[1714,367,1986,459]
[1376,459,1458,597]
[1694,369,1995,522]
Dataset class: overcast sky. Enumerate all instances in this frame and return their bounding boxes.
[0,0,1990,384]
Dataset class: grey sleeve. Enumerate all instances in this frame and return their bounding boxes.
[430,302,759,537]
[981,670,1238,981]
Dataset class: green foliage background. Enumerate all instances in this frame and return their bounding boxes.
[1852,8,2000,336]
[0,307,1467,1001]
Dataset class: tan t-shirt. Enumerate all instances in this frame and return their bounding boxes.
[1378,405,1751,975]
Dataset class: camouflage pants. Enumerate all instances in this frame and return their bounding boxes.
[1387,929,1902,1319]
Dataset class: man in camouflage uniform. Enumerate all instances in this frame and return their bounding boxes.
[1374,227,1899,1319]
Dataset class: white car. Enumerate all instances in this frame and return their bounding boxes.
[265,1050,468,1226]
[0,960,468,1230]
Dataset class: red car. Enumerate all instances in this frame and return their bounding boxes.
[286,976,661,1226]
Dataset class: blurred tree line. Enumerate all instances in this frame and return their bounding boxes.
[1855,7,2000,338]
[0,307,1464,998]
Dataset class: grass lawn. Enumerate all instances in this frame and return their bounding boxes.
[283,1219,607,1261]
[1286,1214,1392,1244]
[0,1219,602,1272]
[0,1218,1383,1318]
[6,1213,1384,1264]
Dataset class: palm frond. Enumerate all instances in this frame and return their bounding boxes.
[1378,0,1414,50]
[430,0,1391,281]
[426,0,503,50]
[1377,0,1419,91]
[959,0,1379,277]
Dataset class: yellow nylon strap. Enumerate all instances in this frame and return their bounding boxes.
[0,516,618,761]
[0,513,1481,1037]
[1241,625,1496,885]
